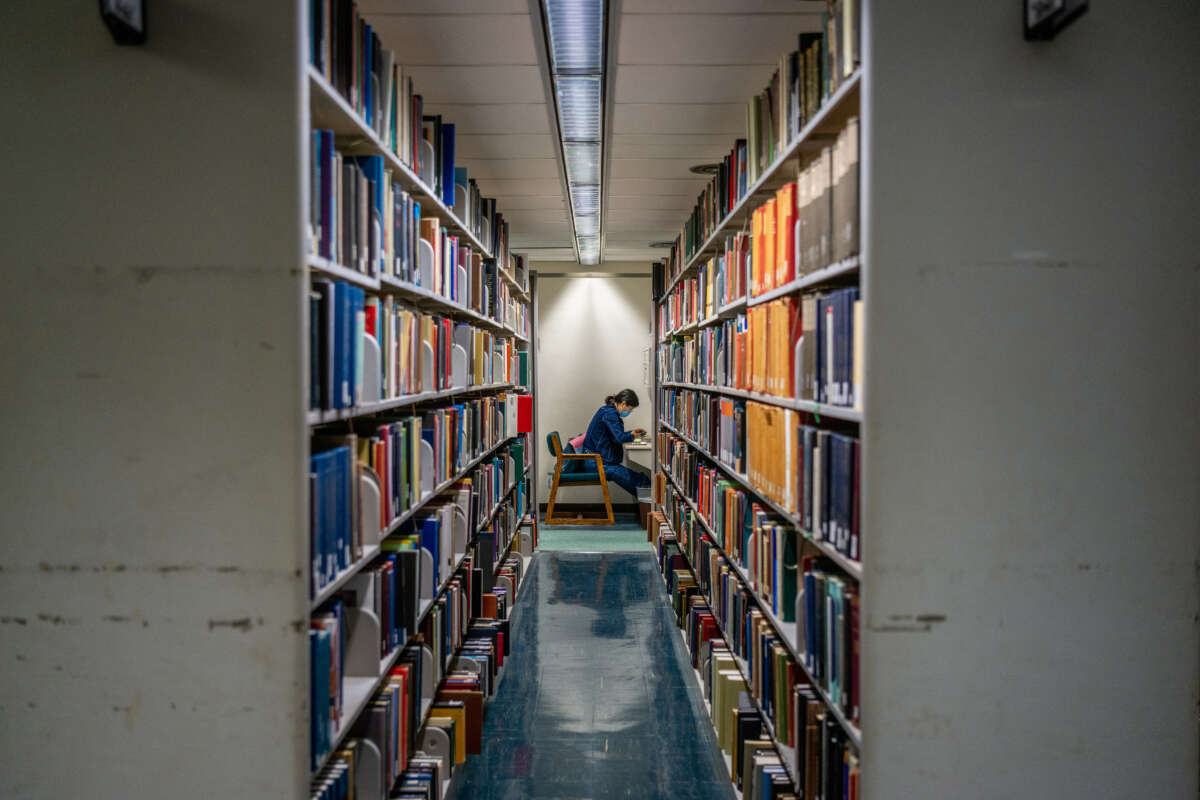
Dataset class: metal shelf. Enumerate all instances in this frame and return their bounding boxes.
[744,256,861,307]
[308,383,514,426]
[659,382,863,424]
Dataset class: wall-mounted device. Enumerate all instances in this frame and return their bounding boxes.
[1024,0,1087,41]
[100,0,146,45]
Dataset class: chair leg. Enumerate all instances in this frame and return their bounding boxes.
[545,463,563,525]
[597,471,614,526]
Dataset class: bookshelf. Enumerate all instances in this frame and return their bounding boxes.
[302,5,538,797]
[650,12,865,797]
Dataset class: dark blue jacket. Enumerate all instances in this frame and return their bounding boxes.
[582,405,633,465]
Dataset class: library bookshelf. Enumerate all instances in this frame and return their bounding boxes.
[650,35,865,799]
[301,7,538,799]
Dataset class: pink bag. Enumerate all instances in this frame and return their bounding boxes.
[568,433,586,452]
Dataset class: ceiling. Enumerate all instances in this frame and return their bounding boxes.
[359,0,824,265]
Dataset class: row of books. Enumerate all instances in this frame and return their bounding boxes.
[799,556,860,728]
[311,552,525,799]
[309,410,524,598]
[666,0,861,275]
[655,520,860,799]
[657,407,862,561]
[660,388,748,477]
[657,232,751,335]
[307,139,520,311]
[307,0,509,261]
[310,281,526,411]
[657,444,798,624]
[799,427,860,560]
[659,284,863,408]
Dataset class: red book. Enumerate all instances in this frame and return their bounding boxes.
[374,431,389,525]
[516,394,532,433]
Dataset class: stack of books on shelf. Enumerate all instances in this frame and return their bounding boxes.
[309,286,522,413]
[310,550,527,800]
[307,0,510,254]
[662,0,861,283]
[652,513,860,800]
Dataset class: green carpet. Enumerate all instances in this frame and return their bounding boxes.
[537,516,652,552]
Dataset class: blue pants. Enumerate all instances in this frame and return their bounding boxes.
[603,463,650,498]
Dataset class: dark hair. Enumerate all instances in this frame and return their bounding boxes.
[605,389,639,408]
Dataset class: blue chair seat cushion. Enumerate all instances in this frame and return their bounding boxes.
[557,470,604,484]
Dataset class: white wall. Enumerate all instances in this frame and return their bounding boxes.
[862,2,1199,797]
[0,3,307,797]
[534,270,653,505]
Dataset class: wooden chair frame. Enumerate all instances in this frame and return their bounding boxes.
[545,433,614,526]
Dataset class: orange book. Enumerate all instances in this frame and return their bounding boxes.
[751,206,765,296]
[750,307,766,394]
[776,182,796,288]
[766,301,778,396]
[762,197,777,293]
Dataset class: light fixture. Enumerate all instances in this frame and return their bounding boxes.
[541,0,607,266]
[689,163,722,175]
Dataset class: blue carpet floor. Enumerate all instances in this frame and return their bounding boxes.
[453,551,736,800]
[537,514,651,552]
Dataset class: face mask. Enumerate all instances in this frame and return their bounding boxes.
[619,409,632,418]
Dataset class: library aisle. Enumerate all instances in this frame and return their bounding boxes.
[455,552,736,800]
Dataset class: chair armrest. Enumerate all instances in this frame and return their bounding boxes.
[560,453,602,460]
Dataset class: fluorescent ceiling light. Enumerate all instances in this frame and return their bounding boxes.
[569,184,600,216]
[555,77,602,142]
[542,0,606,266]
[545,0,603,74]
[574,214,599,237]
[563,142,600,185]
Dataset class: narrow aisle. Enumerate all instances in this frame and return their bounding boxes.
[456,552,737,800]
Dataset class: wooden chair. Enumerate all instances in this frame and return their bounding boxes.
[544,430,614,526]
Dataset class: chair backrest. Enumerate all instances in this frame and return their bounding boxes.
[546,431,564,458]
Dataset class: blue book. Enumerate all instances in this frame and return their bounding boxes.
[309,451,331,586]
[318,131,335,260]
[804,570,817,670]
[418,515,441,585]
[312,627,331,767]
[349,285,364,405]
[400,188,410,278]
[440,122,456,207]
[331,282,347,408]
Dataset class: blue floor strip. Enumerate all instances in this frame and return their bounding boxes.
[453,552,736,800]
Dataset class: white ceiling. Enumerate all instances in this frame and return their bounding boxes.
[360,0,823,265]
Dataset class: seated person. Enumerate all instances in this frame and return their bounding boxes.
[578,388,652,498]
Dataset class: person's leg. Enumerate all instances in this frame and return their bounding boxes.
[602,463,650,497]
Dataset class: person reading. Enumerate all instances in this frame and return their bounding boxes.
[579,388,652,498]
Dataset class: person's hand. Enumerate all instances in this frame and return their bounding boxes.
[632,428,647,439]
